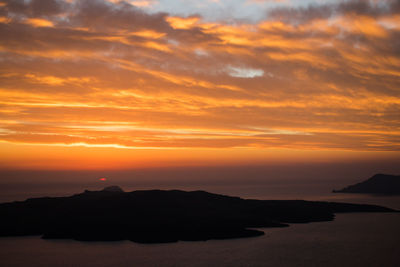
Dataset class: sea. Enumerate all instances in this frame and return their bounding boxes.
[0,174,399,267]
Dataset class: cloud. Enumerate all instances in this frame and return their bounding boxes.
[0,0,399,164]
[23,18,54,27]
[126,0,158,8]
[226,66,264,78]
[166,16,200,29]
[266,0,400,25]
[3,0,67,17]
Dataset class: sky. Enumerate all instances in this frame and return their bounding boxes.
[0,0,399,171]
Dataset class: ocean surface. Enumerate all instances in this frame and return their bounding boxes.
[0,180,399,267]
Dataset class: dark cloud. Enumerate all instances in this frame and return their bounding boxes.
[3,0,68,17]
[267,0,399,24]
[69,0,170,32]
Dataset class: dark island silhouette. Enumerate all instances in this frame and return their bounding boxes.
[333,174,400,195]
[0,186,397,243]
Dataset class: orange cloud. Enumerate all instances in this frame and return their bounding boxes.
[166,16,200,29]
[24,18,54,28]
[0,0,399,169]
[0,16,10,24]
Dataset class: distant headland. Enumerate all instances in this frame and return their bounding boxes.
[333,174,400,195]
[0,187,397,243]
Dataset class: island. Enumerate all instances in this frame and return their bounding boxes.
[333,174,400,195]
[0,186,397,243]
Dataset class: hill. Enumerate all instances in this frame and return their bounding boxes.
[0,188,396,243]
[333,174,400,195]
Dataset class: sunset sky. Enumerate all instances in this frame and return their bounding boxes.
[0,0,399,170]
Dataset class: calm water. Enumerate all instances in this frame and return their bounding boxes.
[0,181,399,266]
[0,213,399,267]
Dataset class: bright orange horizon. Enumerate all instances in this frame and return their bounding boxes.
[1,0,399,171]
[2,141,399,170]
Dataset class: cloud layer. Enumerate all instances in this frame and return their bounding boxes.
[0,0,399,168]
